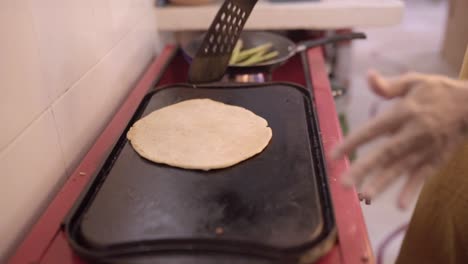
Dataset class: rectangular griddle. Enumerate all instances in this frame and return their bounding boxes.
[64,82,336,264]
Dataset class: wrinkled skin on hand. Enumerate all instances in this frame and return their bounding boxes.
[331,70,468,209]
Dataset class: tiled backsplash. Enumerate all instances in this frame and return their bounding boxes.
[0,0,159,261]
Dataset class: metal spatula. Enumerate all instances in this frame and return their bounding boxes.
[188,0,258,84]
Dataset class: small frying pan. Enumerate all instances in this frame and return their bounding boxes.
[183,31,366,75]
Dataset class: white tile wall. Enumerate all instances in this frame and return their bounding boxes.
[53,15,157,172]
[29,0,101,100]
[93,0,120,54]
[0,0,51,151]
[0,0,159,261]
[0,110,67,261]
[108,0,148,40]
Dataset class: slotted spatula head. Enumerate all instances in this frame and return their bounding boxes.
[188,0,258,84]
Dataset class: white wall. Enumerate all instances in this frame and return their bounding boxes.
[0,0,160,261]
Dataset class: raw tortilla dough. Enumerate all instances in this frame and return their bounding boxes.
[127,99,272,170]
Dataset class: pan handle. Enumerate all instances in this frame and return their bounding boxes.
[295,32,366,53]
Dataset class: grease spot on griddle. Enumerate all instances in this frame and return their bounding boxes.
[216,191,257,225]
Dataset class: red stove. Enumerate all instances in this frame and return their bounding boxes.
[8,45,372,264]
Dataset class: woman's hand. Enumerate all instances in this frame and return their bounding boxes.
[331,70,468,209]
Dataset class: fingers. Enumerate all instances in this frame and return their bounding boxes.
[341,147,384,188]
[361,151,423,200]
[360,164,404,199]
[340,125,425,190]
[368,70,425,99]
[397,164,436,210]
[331,103,409,160]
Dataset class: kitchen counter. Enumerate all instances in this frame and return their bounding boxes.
[155,0,404,31]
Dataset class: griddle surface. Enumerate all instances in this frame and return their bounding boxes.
[67,83,334,262]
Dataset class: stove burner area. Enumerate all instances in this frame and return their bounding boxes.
[227,72,269,83]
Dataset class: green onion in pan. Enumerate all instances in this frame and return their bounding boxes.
[234,51,279,66]
[233,43,273,63]
[229,40,243,65]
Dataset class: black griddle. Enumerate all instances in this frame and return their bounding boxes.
[65,82,336,264]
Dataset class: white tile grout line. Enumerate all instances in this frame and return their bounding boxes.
[49,107,70,176]
[0,109,50,160]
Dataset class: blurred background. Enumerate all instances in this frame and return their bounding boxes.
[348,0,459,262]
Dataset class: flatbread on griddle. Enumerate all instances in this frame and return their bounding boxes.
[127,99,272,170]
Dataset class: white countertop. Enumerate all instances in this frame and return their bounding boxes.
[155,0,404,31]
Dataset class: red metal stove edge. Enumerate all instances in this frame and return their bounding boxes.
[306,47,374,264]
